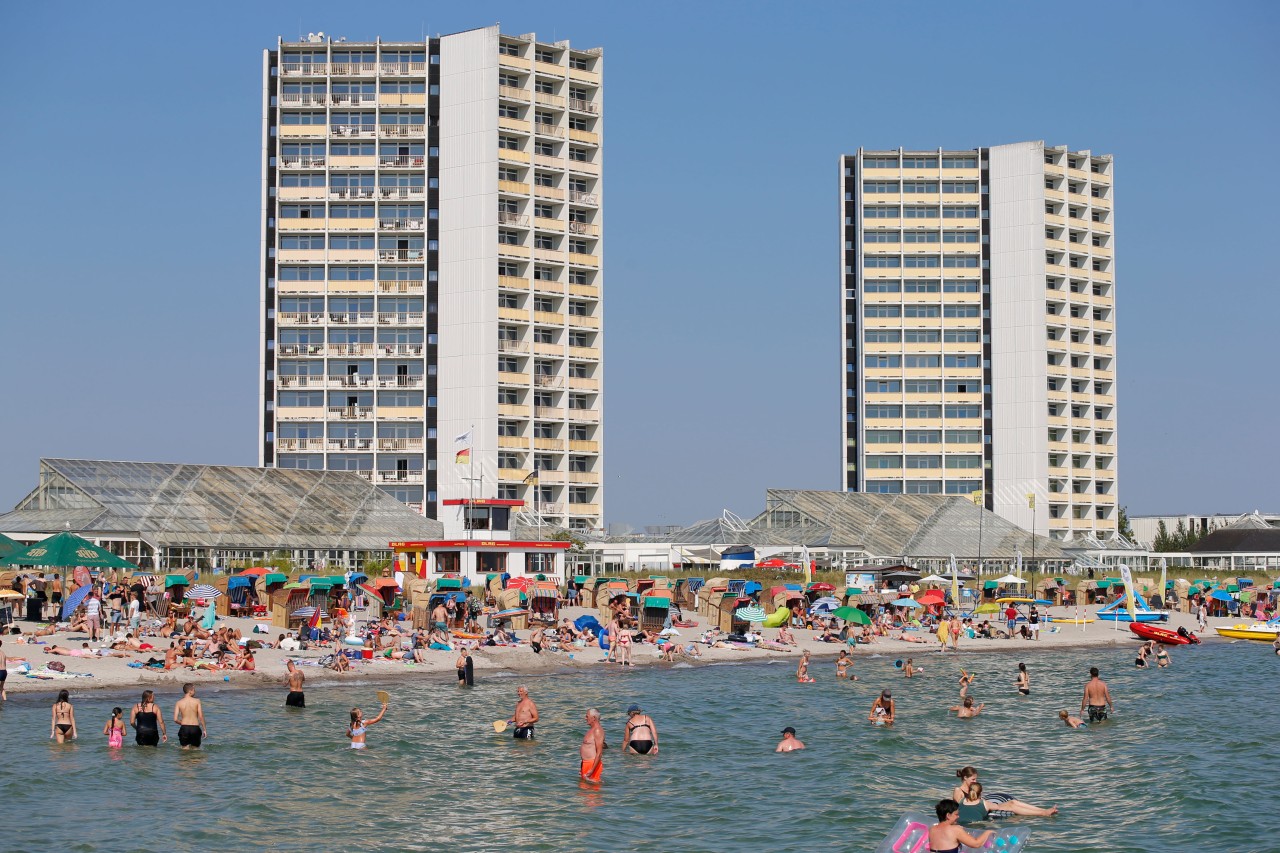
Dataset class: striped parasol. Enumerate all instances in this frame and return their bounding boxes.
[188,584,222,600]
[291,606,330,619]
[734,605,767,623]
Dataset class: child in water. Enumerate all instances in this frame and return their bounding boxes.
[103,707,125,748]
[1059,710,1086,729]
[796,650,815,683]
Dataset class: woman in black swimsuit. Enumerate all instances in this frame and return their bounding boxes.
[50,690,77,743]
[130,689,167,746]
[624,704,659,755]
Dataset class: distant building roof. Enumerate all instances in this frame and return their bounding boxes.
[1188,527,1280,554]
[0,458,442,552]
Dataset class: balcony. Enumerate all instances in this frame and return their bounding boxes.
[497,306,527,322]
[568,190,598,205]
[533,310,562,325]
[567,221,600,236]
[569,377,600,390]
[498,435,528,449]
[329,187,375,201]
[278,343,324,357]
[379,218,424,231]
[377,187,425,200]
[535,502,564,515]
[534,122,565,138]
[568,440,599,453]
[568,346,600,360]
[568,252,599,267]
[278,124,328,139]
[379,155,425,168]
[498,147,530,164]
[498,275,529,290]
[498,370,530,386]
[499,180,531,195]
[378,280,424,294]
[533,375,563,388]
[376,374,424,389]
[569,129,599,145]
[328,311,375,324]
[498,212,530,227]
[280,62,327,76]
[533,248,562,263]
[498,244,530,258]
[328,405,374,420]
[497,339,529,353]
[569,283,600,298]
[327,438,374,451]
[329,92,377,107]
[380,62,426,75]
[327,375,374,389]
[534,185,565,200]
[326,343,375,357]
[276,437,325,451]
[568,408,599,422]
[276,375,324,390]
[533,216,564,231]
[379,405,424,421]
[378,248,425,262]
[499,468,532,483]
[568,98,599,114]
[568,471,598,484]
[277,217,328,231]
[533,437,564,451]
[534,405,560,419]
[327,62,376,76]
[276,311,325,325]
[567,159,600,177]
[533,342,562,356]
[275,405,326,420]
[534,154,562,170]
[378,344,425,357]
[499,85,530,101]
[378,124,425,138]
[498,117,531,134]
[535,91,566,109]
[567,502,600,516]
[377,470,425,484]
[377,311,425,325]
[377,92,425,107]
[279,154,326,168]
[568,314,600,329]
[328,124,377,138]
[278,185,328,201]
[534,278,565,294]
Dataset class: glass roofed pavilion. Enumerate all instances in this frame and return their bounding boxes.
[0,459,443,571]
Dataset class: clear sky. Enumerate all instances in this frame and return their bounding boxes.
[1,1,1276,529]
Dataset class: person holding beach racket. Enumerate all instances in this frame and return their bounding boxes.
[347,691,389,749]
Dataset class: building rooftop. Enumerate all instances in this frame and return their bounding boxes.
[0,459,442,552]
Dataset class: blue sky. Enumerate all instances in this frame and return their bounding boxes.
[1,1,1276,528]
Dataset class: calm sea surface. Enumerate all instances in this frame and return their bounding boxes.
[1,641,1276,852]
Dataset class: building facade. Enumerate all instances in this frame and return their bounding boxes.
[840,141,1117,540]
[259,25,605,532]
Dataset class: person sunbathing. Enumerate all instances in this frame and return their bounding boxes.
[777,625,797,645]
[235,649,256,671]
[110,634,154,652]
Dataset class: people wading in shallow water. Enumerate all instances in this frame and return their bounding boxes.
[347,701,387,749]
[623,705,658,755]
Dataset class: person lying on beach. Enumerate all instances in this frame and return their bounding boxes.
[950,696,984,718]
[110,634,154,652]
[1058,710,1085,728]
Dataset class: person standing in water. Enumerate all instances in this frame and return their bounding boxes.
[284,659,306,708]
[579,708,605,783]
[1015,662,1030,696]
[509,686,538,740]
[103,707,126,748]
[130,690,166,746]
[347,701,387,749]
[51,690,76,742]
[958,670,975,699]
[796,650,815,683]
[456,647,475,686]
[174,684,207,749]
[1081,667,1114,722]
[775,726,805,752]
[0,638,7,702]
[869,690,896,726]
[623,704,659,755]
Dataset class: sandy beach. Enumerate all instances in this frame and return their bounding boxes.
[0,604,1222,698]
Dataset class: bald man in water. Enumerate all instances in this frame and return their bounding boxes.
[580,708,605,783]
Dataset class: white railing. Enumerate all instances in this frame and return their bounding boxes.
[377,312,424,325]
[379,62,426,75]
[328,125,377,137]
[279,93,328,106]
[497,340,528,352]
[379,218,424,230]
[378,155,425,167]
[279,155,326,168]
[378,280,423,293]
[327,375,373,388]
[379,124,425,137]
[276,437,325,451]
[378,248,425,261]
[277,375,320,388]
[276,312,325,324]
[378,438,424,451]
[499,85,529,100]
[380,344,424,356]
[376,375,424,388]
[568,190,598,205]
[327,438,374,451]
[378,470,424,484]
[568,99,598,114]
[330,187,376,199]
[498,212,529,225]
[327,406,375,420]
[327,343,375,356]
[534,406,560,419]
[278,344,324,356]
[330,93,377,105]
[328,312,375,324]
[568,221,598,235]
[327,62,377,75]
[534,123,565,138]
[377,187,425,199]
[534,375,562,387]
[281,63,327,76]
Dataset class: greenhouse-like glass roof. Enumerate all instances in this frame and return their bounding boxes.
[0,459,441,551]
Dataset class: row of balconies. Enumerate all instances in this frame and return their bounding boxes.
[496,436,600,453]
[280,62,428,77]
[279,343,425,357]
[278,124,426,138]
[277,374,425,389]
[496,403,600,422]
[277,311,424,325]
[279,93,426,107]
[277,437,426,453]
[497,86,601,115]
[497,54,601,86]
[277,186,424,201]
[279,155,427,169]
[496,308,600,329]
[497,373,601,391]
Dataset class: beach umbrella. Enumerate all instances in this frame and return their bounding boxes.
[734,605,767,623]
[893,598,922,609]
[811,596,841,613]
[1209,590,1233,602]
[833,606,872,625]
[0,589,25,600]
[188,584,223,600]
[993,574,1026,584]
[974,603,1000,614]
[237,567,270,577]
[919,590,946,603]
[61,584,93,620]
[0,531,137,570]
[291,606,330,619]
[919,574,948,584]
[0,533,22,561]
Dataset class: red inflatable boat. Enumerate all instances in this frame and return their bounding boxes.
[1129,623,1199,645]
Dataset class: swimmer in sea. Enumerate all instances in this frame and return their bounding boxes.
[929,799,994,853]
[623,704,658,755]
[1081,667,1114,722]
[347,701,387,749]
[903,658,917,678]
[952,766,1060,817]
[950,696,984,718]
[775,726,805,752]
[958,670,975,699]
[796,650,815,683]
[869,690,895,726]
[1155,645,1170,668]
[1059,710,1085,729]
[836,649,856,680]
[1015,662,1030,695]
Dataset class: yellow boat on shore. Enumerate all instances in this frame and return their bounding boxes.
[1214,624,1280,642]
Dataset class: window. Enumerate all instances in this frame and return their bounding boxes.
[863,181,899,193]
[902,231,939,244]
[942,181,978,194]
[279,234,325,250]
[569,147,589,161]
[942,207,979,218]
[865,355,901,368]
[945,480,981,494]
[942,231,979,243]
[279,172,326,187]
[903,206,940,218]
[865,329,901,343]
[903,279,940,293]
[941,156,977,168]
[864,231,898,243]
[280,111,327,125]
[329,234,373,250]
[865,430,902,443]
[330,204,375,218]
[943,329,979,343]
[278,390,324,407]
[499,42,521,57]
[945,455,982,469]
[864,305,900,317]
[499,230,520,246]
[864,206,900,218]
[864,280,901,293]
[944,355,980,368]
[904,355,940,368]
[902,156,938,168]
[943,305,980,317]
[865,405,902,418]
[498,135,521,151]
[903,182,938,194]
[906,455,940,468]
[866,480,904,494]
[328,266,374,280]
[945,404,981,418]
[863,156,899,168]
[903,256,940,268]
[903,329,940,343]
[943,255,979,268]
[903,305,940,318]
[943,280,979,292]
[945,429,982,443]
[864,256,901,268]
[904,379,940,394]
[944,380,979,394]
[279,204,325,219]
[866,455,902,469]
[906,430,941,443]
[904,404,941,419]
[534,203,555,218]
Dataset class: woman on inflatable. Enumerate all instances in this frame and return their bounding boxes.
[959,782,1057,821]
[952,767,1059,818]
[929,799,994,853]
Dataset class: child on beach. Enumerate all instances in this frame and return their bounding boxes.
[103,707,125,748]
[796,650,815,683]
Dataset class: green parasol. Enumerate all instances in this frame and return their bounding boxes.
[0,532,24,561]
[974,602,1001,614]
[832,606,872,625]
[0,531,137,570]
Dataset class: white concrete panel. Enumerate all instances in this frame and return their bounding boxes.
[988,141,1049,532]
[439,25,499,519]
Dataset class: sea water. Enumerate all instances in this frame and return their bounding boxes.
[0,641,1276,852]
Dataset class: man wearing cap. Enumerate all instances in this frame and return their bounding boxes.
[775,726,805,752]
[624,704,658,755]
[869,690,896,726]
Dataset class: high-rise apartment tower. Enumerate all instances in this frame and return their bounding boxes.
[839,141,1117,540]
[260,25,605,533]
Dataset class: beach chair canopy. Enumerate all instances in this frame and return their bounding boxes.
[228,576,254,590]
[164,574,189,589]
[263,573,287,585]
[436,577,463,590]
[643,596,671,610]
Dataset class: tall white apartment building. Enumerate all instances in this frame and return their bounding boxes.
[260,25,605,533]
[840,141,1117,540]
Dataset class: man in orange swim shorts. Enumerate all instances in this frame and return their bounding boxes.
[579,707,605,783]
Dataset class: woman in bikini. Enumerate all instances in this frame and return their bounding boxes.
[929,799,994,853]
[624,704,659,755]
[347,701,388,749]
[616,617,633,667]
[51,690,77,743]
[796,650,815,683]
[1015,662,1030,695]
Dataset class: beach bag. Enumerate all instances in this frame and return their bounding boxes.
[47,661,65,672]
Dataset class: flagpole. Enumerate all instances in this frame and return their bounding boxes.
[467,423,475,540]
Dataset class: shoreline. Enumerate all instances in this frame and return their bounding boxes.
[1,606,1228,700]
